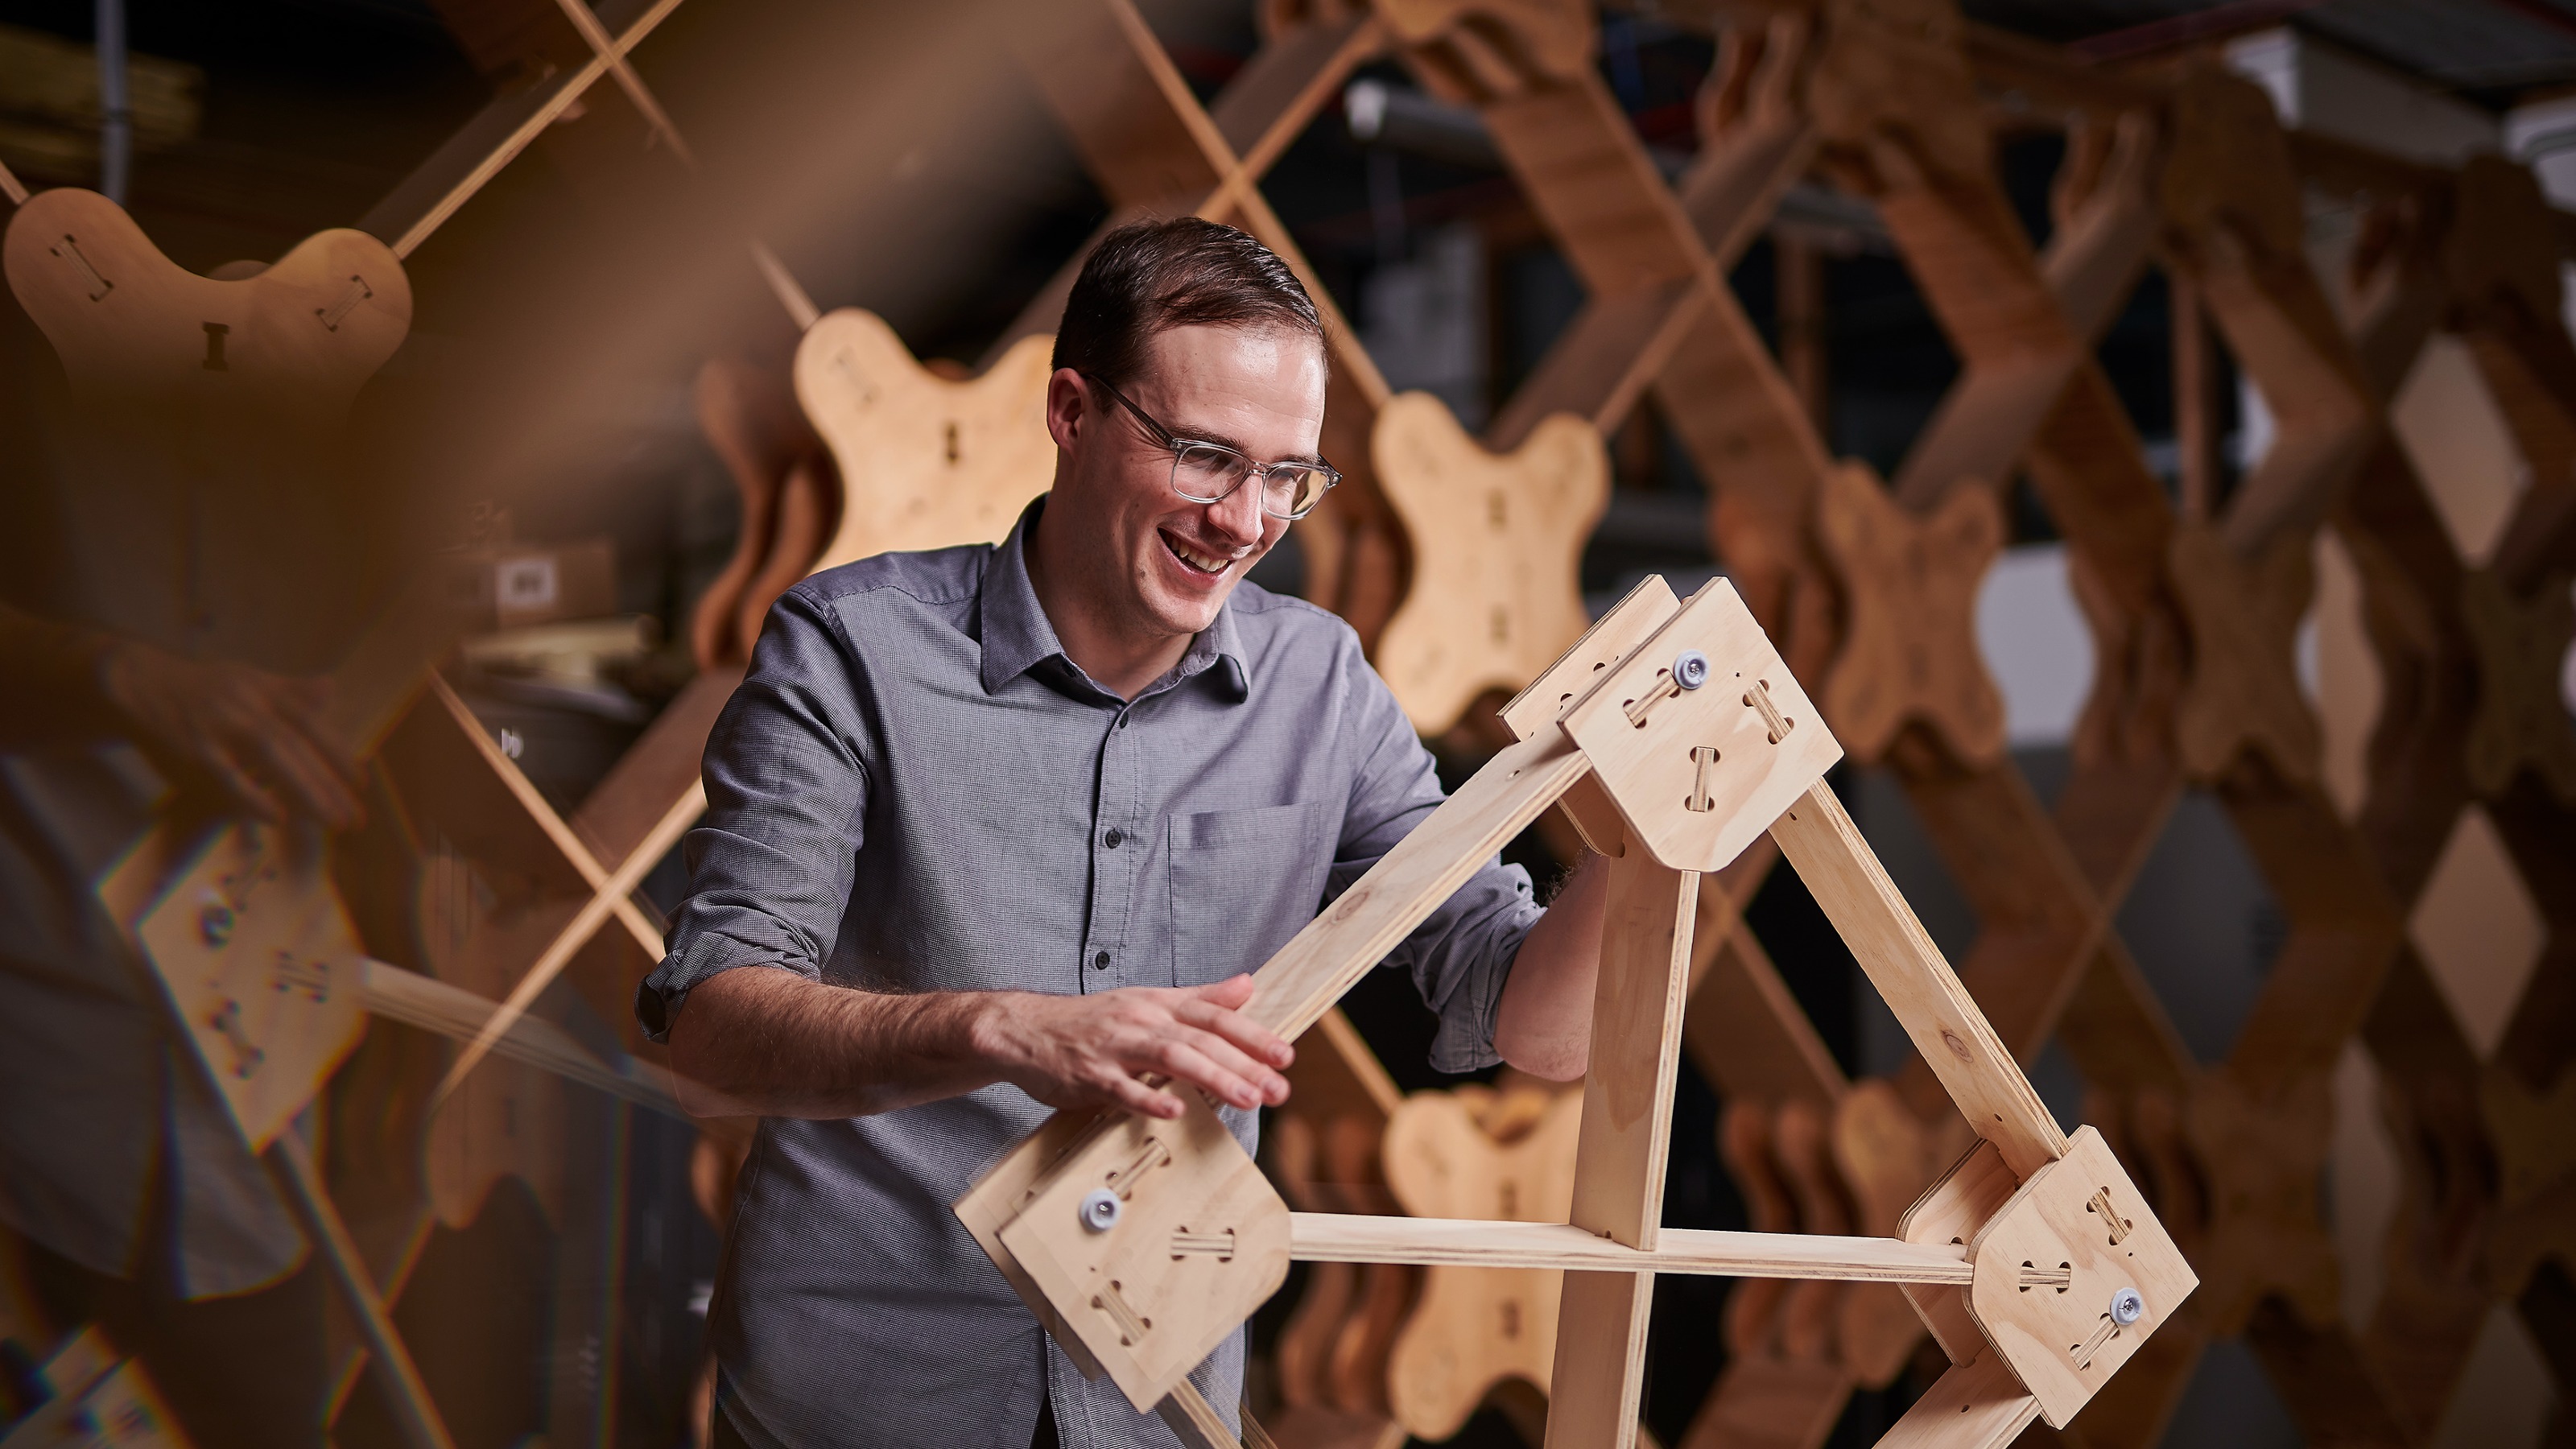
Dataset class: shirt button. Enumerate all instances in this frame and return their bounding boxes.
[1104,828,1123,849]
[1093,952,1111,970]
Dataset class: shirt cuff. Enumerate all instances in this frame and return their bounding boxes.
[1422,865,1542,1075]
[635,925,815,1043]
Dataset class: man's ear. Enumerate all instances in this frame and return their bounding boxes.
[1044,367,1088,453]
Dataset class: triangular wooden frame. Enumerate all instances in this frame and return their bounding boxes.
[957,574,2197,1449]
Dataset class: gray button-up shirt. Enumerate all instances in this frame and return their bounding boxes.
[640,500,1542,1449]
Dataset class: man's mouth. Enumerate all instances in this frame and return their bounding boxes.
[1160,529,1240,578]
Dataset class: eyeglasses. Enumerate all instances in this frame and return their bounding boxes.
[1081,370,1340,521]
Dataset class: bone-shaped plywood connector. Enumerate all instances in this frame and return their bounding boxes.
[959,576,2194,1448]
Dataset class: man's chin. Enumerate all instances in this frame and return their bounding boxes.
[1138,580,1232,638]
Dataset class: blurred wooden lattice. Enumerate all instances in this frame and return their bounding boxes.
[1255,2,2576,1448]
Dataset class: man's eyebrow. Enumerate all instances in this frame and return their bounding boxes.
[1170,423,1327,469]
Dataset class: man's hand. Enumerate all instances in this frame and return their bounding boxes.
[99,640,362,828]
[666,968,1294,1121]
[973,975,1294,1120]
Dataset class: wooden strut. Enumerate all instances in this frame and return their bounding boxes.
[959,576,2194,1449]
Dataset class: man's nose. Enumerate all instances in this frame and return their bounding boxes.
[1208,478,1265,546]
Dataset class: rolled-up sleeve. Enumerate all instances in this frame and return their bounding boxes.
[636,588,872,1042]
[1327,654,1544,1075]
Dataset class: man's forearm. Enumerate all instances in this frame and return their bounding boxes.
[1492,852,1611,1080]
[668,966,1007,1119]
[665,963,1298,1121]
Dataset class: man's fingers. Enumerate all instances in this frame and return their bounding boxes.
[1103,1073,1184,1120]
[1192,973,1257,1009]
[1173,1025,1289,1105]
[272,679,362,786]
[205,747,284,824]
[1150,1038,1270,1112]
[1174,997,1294,1071]
[246,725,361,829]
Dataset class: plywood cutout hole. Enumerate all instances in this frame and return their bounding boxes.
[316,274,372,332]
[53,234,112,299]
[1170,1227,1237,1261]
[1105,1137,1171,1199]
[2086,1187,2132,1245]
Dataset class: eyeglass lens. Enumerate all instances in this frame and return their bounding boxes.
[1171,443,1332,518]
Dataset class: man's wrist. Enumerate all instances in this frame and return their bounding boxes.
[955,989,1026,1075]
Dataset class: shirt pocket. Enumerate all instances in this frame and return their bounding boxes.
[1166,800,1332,988]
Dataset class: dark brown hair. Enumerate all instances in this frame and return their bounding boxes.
[1051,217,1326,390]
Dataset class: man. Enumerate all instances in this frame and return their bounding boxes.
[641,218,1609,1449]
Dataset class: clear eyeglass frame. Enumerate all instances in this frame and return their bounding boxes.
[1081,370,1340,520]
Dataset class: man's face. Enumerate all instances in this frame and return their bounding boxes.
[1045,322,1327,642]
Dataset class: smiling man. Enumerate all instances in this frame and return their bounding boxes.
[640,218,1609,1449]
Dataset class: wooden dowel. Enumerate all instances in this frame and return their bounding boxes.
[544,0,820,336]
[1288,1214,1975,1283]
[379,0,689,258]
[430,781,705,1108]
[272,1133,458,1449]
[355,959,683,1116]
[427,676,667,960]
[547,0,697,167]
[1154,1381,1244,1449]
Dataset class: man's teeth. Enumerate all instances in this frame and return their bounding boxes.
[1170,538,1233,572]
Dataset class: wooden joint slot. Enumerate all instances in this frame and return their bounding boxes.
[1685,744,1722,811]
[2017,1260,2071,1293]
[1622,670,1682,727]
[53,234,112,299]
[1169,1228,1238,1261]
[274,953,332,1003]
[208,999,265,1079]
[1744,679,1794,743]
[1093,1281,1152,1346]
[2086,1187,2132,1245]
[1107,1137,1172,1200]
[2072,1314,2120,1369]
[316,274,374,332]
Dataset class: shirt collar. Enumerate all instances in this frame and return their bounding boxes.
[979,496,1252,703]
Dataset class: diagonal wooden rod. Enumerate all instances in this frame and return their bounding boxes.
[430,780,706,1108]
[428,676,667,960]
[0,157,26,206]
[356,957,683,1116]
[1097,0,1392,407]
[545,0,819,328]
[384,0,688,258]
[273,1131,459,1449]
[548,0,697,167]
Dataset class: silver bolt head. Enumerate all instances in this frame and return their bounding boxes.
[1673,650,1710,690]
[1079,1189,1121,1232]
[2109,1286,2145,1326]
[199,902,235,948]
